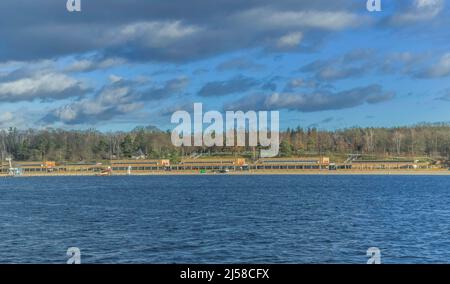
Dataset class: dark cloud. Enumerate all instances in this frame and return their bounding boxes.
[438,95,450,101]
[1,0,447,129]
[320,117,334,124]
[42,76,189,125]
[307,117,334,128]
[261,81,278,92]
[225,84,395,112]
[375,51,450,79]
[299,48,450,81]
[299,49,377,81]
[141,77,189,100]
[0,0,366,62]
[304,64,367,81]
[158,102,196,117]
[198,75,259,97]
[261,76,281,92]
[42,79,143,125]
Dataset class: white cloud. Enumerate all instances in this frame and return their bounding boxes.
[0,109,32,128]
[276,32,303,49]
[285,78,317,90]
[66,57,126,72]
[108,21,202,48]
[234,8,363,31]
[392,0,444,24]
[419,53,450,78]
[109,74,123,83]
[0,72,89,101]
[289,78,305,88]
[0,112,14,124]
[415,0,443,10]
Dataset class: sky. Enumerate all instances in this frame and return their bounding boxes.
[0,0,449,131]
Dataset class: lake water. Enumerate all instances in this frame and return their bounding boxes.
[1,175,450,263]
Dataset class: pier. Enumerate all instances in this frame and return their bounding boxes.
[0,156,436,176]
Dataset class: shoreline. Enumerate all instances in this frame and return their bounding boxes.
[2,169,450,177]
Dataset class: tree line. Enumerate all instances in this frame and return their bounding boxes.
[0,123,449,163]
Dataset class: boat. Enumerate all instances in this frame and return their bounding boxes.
[96,167,112,176]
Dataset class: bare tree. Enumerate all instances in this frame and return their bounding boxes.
[393,130,403,155]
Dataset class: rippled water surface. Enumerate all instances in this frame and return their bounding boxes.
[1,175,450,263]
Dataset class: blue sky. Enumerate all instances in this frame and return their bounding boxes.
[0,0,449,131]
